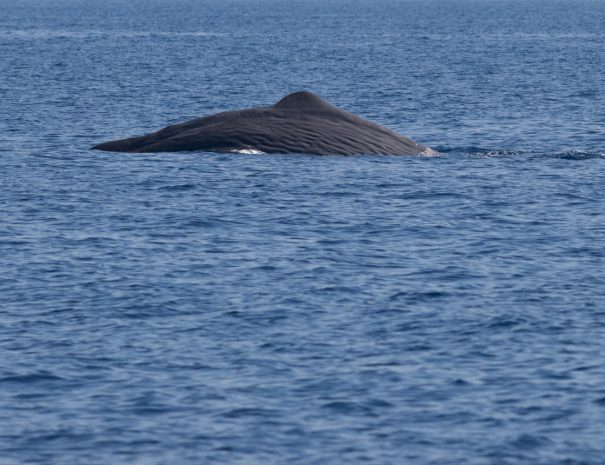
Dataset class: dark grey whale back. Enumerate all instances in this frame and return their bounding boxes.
[92,91,435,156]
[273,91,339,112]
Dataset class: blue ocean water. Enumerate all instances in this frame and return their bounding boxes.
[1,0,605,463]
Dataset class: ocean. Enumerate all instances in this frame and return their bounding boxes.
[1,0,604,463]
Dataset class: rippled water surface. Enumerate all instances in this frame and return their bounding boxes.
[1,1,605,464]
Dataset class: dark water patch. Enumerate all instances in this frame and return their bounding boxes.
[569,89,599,98]
[320,401,376,417]
[157,183,197,191]
[220,408,281,419]
[0,372,64,384]
[509,433,553,450]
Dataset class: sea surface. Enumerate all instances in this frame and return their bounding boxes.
[1,0,605,464]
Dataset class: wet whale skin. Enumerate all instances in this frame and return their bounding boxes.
[92,91,435,156]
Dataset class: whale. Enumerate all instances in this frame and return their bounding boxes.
[92,91,437,156]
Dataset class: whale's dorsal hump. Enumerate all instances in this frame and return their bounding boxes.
[273,91,336,112]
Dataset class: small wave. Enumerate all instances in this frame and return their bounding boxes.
[441,147,605,160]
[157,183,197,191]
[220,407,279,419]
[0,30,226,40]
[0,372,64,384]
[320,401,374,416]
[432,146,523,157]
[468,149,524,158]
[539,150,605,160]
[569,89,599,98]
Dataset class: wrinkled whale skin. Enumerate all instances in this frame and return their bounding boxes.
[92,91,436,156]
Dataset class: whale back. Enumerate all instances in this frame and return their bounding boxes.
[92,91,435,156]
[273,91,338,113]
